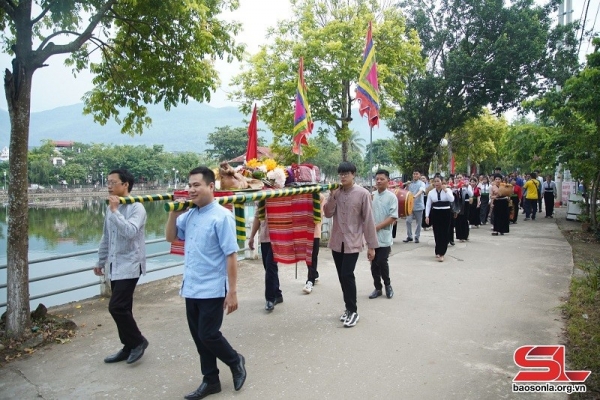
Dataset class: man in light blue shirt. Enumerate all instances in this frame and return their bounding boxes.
[166,166,246,400]
[369,169,398,299]
[403,170,426,243]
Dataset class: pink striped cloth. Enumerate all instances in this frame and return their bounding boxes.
[265,194,315,265]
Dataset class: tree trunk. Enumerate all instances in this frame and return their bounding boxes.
[341,139,349,162]
[4,61,34,337]
[591,170,600,230]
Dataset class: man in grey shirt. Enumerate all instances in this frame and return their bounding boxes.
[369,169,398,299]
[403,170,426,243]
[93,168,148,364]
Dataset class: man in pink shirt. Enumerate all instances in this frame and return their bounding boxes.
[323,162,378,328]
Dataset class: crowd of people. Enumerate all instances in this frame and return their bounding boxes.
[91,164,558,399]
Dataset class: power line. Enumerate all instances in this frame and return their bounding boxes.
[585,1,599,54]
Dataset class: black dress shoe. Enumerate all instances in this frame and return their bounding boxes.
[265,301,275,311]
[184,382,222,400]
[274,296,283,305]
[230,353,246,391]
[402,237,413,243]
[104,349,130,363]
[449,241,455,246]
[126,337,149,364]
[368,289,382,299]
[385,285,394,299]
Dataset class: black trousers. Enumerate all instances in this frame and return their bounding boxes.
[431,208,452,256]
[261,242,282,301]
[479,195,490,224]
[371,246,391,290]
[544,192,555,216]
[186,297,239,385]
[332,244,359,313]
[307,238,320,284]
[455,213,469,240]
[109,278,144,350]
[524,198,538,219]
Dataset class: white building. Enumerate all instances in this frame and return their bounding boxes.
[0,146,9,162]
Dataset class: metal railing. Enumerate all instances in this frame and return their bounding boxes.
[0,215,331,310]
[0,238,250,309]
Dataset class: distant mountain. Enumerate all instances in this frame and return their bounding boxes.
[0,101,394,152]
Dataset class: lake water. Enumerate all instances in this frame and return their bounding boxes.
[0,199,204,314]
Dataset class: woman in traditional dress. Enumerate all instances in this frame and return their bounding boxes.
[490,173,510,236]
[453,175,473,242]
[425,177,454,262]
[468,177,481,228]
[421,175,431,231]
[477,175,491,225]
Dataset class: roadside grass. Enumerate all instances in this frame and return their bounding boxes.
[563,259,600,399]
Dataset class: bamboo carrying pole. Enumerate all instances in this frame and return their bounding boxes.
[162,183,339,212]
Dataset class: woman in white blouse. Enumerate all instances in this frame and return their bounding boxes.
[425,177,455,262]
[477,175,491,225]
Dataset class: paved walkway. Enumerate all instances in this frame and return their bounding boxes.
[0,209,574,399]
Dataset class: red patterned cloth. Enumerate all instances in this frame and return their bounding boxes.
[265,194,315,265]
[170,190,235,256]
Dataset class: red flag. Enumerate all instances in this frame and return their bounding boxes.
[246,104,258,162]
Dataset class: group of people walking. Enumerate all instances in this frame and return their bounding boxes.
[402,169,558,261]
[92,164,558,399]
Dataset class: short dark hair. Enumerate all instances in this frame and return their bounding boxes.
[189,166,215,185]
[494,166,502,171]
[530,172,537,179]
[109,168,135,192]
[337,161,356,174]
[413,169,421,174]
[375,169,390,178]
[493,173,503,180]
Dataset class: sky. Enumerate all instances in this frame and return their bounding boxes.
[0,0,596,113]
[0,0,293,112]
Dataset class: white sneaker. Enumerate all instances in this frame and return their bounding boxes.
[343,312,359,327]
[303,281,313,294]
[340,310,349,321]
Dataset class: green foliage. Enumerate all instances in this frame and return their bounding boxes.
[206,126,267,162]
[562,264,600,398]
[526,38,600,229]
[388,0,580,173]
[230,0,423,161]
[450,111,508,174]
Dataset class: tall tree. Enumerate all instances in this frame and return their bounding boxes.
[449,110,508,175]
[206,125,267,162]
[388,0,580,174]
[230,0,423,162]
[527,37,600,230]
[1,0,243,337]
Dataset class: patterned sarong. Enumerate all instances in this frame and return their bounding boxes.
[263,193,316,265]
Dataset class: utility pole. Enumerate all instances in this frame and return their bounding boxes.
[556,0,574,205]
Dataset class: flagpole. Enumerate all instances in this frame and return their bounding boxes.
[369,124,373,188]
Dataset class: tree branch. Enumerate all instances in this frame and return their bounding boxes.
[33,0,117,64]
[0,0,16,19]
[31,1,54,25]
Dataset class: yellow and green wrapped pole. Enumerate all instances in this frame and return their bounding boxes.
[163,184,339,212]
[107,193,174,204]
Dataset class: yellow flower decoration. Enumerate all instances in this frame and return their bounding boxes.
[245,158,261,168]
[263,158,278,172]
